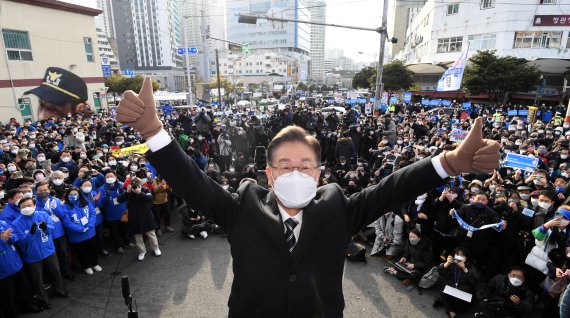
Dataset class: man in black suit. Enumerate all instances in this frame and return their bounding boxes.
[116,78,500,318]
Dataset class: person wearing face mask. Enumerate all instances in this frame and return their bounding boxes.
[151,175,173,236]
[34,181,72,280]
[60,187,100,275]
[97,171,129,254]
[434,247,479,318]
[430,186,464,261]
[10,197,69,310]
[531,206,570,318]
[384,229,434,286]
[117,78,501,317]
[49,170,68,199]
[468,180,484,199]
[335,131,355,165]
[453,192,506,280]
[476,267,534,318]
[532,191,557,229]
[0,189,24,224]
[117,178,161,261]
[79,179,107,256]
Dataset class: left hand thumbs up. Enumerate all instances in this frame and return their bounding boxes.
[439,117,500,176]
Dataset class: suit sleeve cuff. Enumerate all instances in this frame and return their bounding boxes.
[146,129,171,152]
[431,156,449,180]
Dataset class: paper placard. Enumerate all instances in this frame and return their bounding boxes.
[113,198,119,205]
[80,216,88,226]
[443,285,472,303]
[95,207,101,215]
[522,208,535,218]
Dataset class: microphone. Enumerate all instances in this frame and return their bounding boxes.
[122,276,131,306]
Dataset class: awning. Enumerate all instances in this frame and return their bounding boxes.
[411,91,466,99]
[405,63,447,74]
[526,58,570,74]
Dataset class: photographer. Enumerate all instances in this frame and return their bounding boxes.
[476,267,534,318]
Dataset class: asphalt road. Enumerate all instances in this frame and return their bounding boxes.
[22,211,451,318]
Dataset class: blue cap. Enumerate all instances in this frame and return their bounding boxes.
[555,208,570,220]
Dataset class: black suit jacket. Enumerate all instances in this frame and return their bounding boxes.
[146,141,444,318]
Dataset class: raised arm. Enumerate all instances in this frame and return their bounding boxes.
[115,77,239,231]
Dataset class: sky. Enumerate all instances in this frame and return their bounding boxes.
[61,0,383,62]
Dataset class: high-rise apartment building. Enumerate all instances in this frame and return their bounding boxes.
[308,0,326,83]
[109,0,185,91]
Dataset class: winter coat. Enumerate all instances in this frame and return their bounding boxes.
[117,188,157,235]
[335,137,355,161]
[402,238,434,273]
[481,274,534,314]
[0,220,23,279]
[97,181,127,222]
[35,196,66,239]
[0,203,22,224]
[438,262,479,294]
[60,202,96,243]
[371,212,404,256]
[11,211,56,263]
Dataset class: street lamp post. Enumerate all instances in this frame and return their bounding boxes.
[183,15,195,107]
[237,3,395,111]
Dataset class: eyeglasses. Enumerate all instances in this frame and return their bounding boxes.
[270,164,319,175]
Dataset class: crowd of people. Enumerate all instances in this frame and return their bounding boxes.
[1,96,570,317]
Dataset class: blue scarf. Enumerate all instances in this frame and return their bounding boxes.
[452,210,504,232]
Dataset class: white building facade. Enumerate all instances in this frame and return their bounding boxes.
[308,0,326,84]
[390,0,570,97]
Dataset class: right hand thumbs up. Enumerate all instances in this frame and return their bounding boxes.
[116,77,163,140]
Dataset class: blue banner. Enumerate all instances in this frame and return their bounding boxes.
[507,110,518,116]
[504,153,539,172]
[452,210,504,232]
[390,96,398,104]
[430,99,442,106]
[461,102,472,109]
[422,99,430,106]
[403,92,412,103]
[442,100,452,106]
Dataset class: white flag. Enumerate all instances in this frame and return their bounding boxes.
[437,43,469,92]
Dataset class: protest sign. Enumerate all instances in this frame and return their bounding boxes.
[504,153,539,172]
[449,129,468,142]
[112,144,150,157]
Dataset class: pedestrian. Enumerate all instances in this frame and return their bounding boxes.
[60,187,101,275]
[117,177,161,261]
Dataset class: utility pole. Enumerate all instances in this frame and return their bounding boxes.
[374,0,389,110]
[201,8,210,100]
[183,16,194,107]
[215,48,222,110]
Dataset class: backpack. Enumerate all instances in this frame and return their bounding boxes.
[418,266,439,289]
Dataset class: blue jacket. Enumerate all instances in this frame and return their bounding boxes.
[11,211,56,263]
[35,196,65,239]
[81,191,103,226]
[0,221,23,279]
[0,203,21,224]
[60,202,96,243]
[97,182,127,221]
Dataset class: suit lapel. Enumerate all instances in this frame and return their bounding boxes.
[291,202,318,266]
[261,192,293,265]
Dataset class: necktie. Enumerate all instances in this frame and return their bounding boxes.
[284,218,299,253]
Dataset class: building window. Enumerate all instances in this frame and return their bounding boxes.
[84,37,94,62]
[468,33,496,50]
[540,0,556,4]
[446,3,459,15]
[481,0,494,9]
[514,31,562,48]
[2,29,33,61]
[437,36,463,53]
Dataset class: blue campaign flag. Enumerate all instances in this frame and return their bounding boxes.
[507,110,518,116]
[390,96,398,104]
[421,99,430,106]
[504,153,539,172]
[542,111,553,122]
[357,98,366,104]
[519,110,529,116]
[403,92,412,103]
[442,100,452,106]
[461,101,472,109]
[438,43,469,91]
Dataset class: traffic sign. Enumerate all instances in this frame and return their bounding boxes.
[123,68,135,78]
[102,65,112,77]
[177,48,186,55]
[188,47,198,54]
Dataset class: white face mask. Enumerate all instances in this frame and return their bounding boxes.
[21,207,35,216]
[520,194,530,200]
[562,155,569,160]
[130,166,138,171]
[61,157,71,163]
[52,178,64,186]
[0,191,4,199]
[272,170,317,209]
[538,202,551,210]
[81,186,92,193]
[229,168,235,173]
[454,255,466,263]
[509,277,523,287]
[106,177,116,184]
[470,187,480,193]
[533,179,542,186]
[37,156,46,162]
[7,166,16,172]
